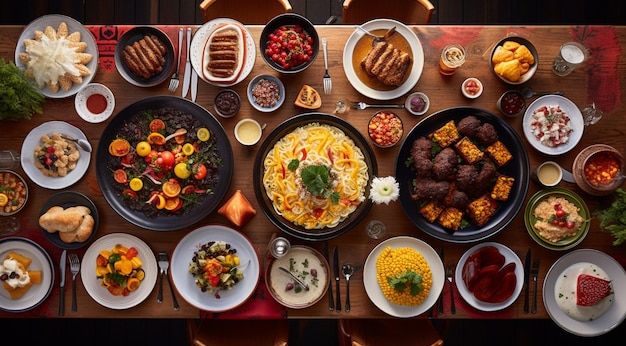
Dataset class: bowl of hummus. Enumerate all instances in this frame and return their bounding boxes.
[524,188,590,250]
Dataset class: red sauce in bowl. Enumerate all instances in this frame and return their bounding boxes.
[87,94,108,114]
[499,91,525,116]
[584,152,621,186]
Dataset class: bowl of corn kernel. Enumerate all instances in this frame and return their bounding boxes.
[363,236,444,317]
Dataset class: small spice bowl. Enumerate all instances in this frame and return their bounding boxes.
[496,90,525,117]
[461,77,483,99]
[573,144,625,196]
[247,74,285,112]
[368,111,403,148]
[74,83,115,123]
[234,118,264,146]
[214,89,241,118]
[405,92,429,116]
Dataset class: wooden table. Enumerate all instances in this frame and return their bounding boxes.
[1,24,625,320]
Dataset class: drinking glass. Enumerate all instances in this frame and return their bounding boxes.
[366,220,386,239]
[439,43,466,75]
[552,42,589,76]
[0,150,20,170]
[582,102,603,126]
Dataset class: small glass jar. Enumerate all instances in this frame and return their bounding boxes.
[366,220,386,239]
[269,236,291,258]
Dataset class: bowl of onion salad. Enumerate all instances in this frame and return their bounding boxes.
[188,241,244,295]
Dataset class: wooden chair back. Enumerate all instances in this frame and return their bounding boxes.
[342,0,435,25]
[199,0,293,24]
[338,318,444,346]
[187,319,289,346]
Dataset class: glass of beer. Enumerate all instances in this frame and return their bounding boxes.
[439,43,466,75]
[552,42,589,76]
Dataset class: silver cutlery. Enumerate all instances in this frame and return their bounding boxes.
[333,246,341,312]
[68,253,80,312]
[168,28,183,92]
[278,266,309,291]
[531,261,540,314]
[446,262,456,314]
[158,252,179,310]
[523,248,531,313]
[435,247,444,316]
[354,25,397,47]
[58,249,66,316]
[182,27,192,98]
[521,86,563,99]
[323,242,334,311]
[350,101,405,110]
[322,38,331,95]
[60,134,92,152]
[190,28,198,102]
[342,264,354,312]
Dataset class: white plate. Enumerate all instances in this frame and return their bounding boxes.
[170,225,260,312]
[81,233,157,310]
[363,236,444,317]
[522,95,584,156]
[14,14,98,99]
[191,18,256,87]
[0,237,54,312]
[74,83,115,123]
[544,249,626,336]
[455,242,524,312]
[343,19,424,100]
[265,246,330,309]
[20,121,91,189]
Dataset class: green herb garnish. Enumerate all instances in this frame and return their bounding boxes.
[301,165,340,204]
[594,188,626,245]
[0,58,45,121]
[287,159,300,171]
[387,270,423,296]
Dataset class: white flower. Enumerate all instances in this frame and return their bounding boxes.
[369,176,400,205]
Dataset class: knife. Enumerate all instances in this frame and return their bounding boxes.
[523,248,531,313]
[333,246,341,312]
[323,242,334,311]
[181,27,192,98]
[58,249,67,316]
[190,28,198,102]
[436,247,444,315]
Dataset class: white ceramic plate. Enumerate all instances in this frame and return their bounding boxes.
[14,14,98,98]
[81,233,157,310]
[170,225,260,312]
[20,121,91,189]
[265,246,330,309]
[522,95,584,156]
[455,242,524,312]
[0,237,54,312]
[343,19,424,100]
[191,18,256,87]
[74,83,115,123]
[544,249,626,337]
[363,236,444,317]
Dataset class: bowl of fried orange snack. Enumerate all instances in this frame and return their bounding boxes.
[490,36,538,85]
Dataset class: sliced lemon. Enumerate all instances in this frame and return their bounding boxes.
[197,127,210,142]
[136,141,151,157]
[182,143,195,156]
[129,178,143,191]
[147,132,166,145]
[174,163,191,179]
[0,193,8,207]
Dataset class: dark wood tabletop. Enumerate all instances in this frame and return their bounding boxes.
[1,24,625,320]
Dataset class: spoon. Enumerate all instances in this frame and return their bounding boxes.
[342,264,354,312]
[60,134,92,152]
[521,87,563,99]
[354,25,397,46]
[164,128,187,142]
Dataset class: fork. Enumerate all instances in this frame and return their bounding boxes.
[350,101,405,110]
[158,252,179,310]
[168,28,183,92]
[322,38,331,95]
[531,261,540,314]
[446,262,456,314]
[68,253,80,312]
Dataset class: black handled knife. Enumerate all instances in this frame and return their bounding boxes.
[523,248,531,313]
[323,241,334,311]
[333,246,341,312]
[58,249,66,316]
[436,247,444,315]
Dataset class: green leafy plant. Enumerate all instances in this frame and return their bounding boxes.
[0,58,45,121]
[300,164,340,204]
[387,269,424,296]
[594,188,626,245]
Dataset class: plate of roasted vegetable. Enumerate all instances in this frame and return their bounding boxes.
[96,96,233,231]
[395,107,530,243]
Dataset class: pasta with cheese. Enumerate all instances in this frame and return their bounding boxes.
[263,123,369,229]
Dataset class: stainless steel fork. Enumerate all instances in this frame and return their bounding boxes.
[322,38,332,95]
[158,252,179,310]
[168,28,183,92]
[68,253,80,312]
[350,101,405,110]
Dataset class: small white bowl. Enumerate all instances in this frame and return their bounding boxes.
[247,74,285,112]
[405,92,429,116]
[461,78,483,99]
[75,83,115,123]
[234,118,263,146]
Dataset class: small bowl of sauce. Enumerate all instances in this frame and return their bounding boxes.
[461,78,483,99]
[234,118,263,146]
[496,90,525,117]
[74,83,115,123]
[573,144,625,196]
[368,111,403,148]
[214,89,241,118]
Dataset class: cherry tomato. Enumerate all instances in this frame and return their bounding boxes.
[114,169,128,184]
[160,151,175,168]
[121,189,138,200]
[126,247,139,260]
[555,209,566,218]
[193,163,207,180]
[150,119,166,132]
